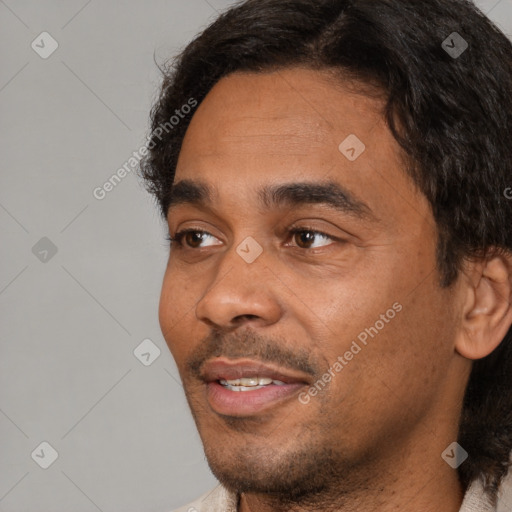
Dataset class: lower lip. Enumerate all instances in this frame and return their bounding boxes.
[206,381,305,416]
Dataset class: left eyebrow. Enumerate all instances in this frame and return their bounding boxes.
[258,180,376,221]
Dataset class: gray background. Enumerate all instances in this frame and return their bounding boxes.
[1,1,511,511]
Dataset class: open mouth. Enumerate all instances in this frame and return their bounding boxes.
[200,358,311,416]
[218,376,287,391]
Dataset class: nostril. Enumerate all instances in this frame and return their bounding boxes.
[234,314,259,323]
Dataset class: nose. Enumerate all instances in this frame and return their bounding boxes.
[195,245,283,330]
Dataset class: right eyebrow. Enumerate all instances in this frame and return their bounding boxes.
[166,179,214,213]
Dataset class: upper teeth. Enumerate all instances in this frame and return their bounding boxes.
[219,377,286,387]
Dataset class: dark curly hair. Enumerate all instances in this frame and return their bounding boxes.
[140,0,512,502]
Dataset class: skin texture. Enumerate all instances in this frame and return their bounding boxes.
[158,67,512,512]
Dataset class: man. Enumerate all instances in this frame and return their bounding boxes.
[140,0,512,510]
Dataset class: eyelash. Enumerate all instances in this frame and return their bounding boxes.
[167,227,340,249]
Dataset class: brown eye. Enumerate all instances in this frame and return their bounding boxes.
[290,229,334,249]
[170,229,221,249]
[184,231,206,248]
[294,230,316,249]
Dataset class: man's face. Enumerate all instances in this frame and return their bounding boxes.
[159,68,464,496]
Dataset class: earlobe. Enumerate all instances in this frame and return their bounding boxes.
[455,253,512,360]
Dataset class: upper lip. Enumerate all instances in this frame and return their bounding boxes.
[200,357,312,385]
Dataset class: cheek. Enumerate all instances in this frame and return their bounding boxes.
[158,270,174,317]
[293,269,393,349]
[158,271,175,337]
[312,289,457,453]
[158,268,198,362]
[357,282,456,406]
[309,258,455,393]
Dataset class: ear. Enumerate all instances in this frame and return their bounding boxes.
[455,251,512,360]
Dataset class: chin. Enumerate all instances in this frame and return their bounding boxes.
[202,436,341,499]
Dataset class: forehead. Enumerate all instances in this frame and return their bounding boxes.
[173,67,428,226]
[179,67,387,161]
